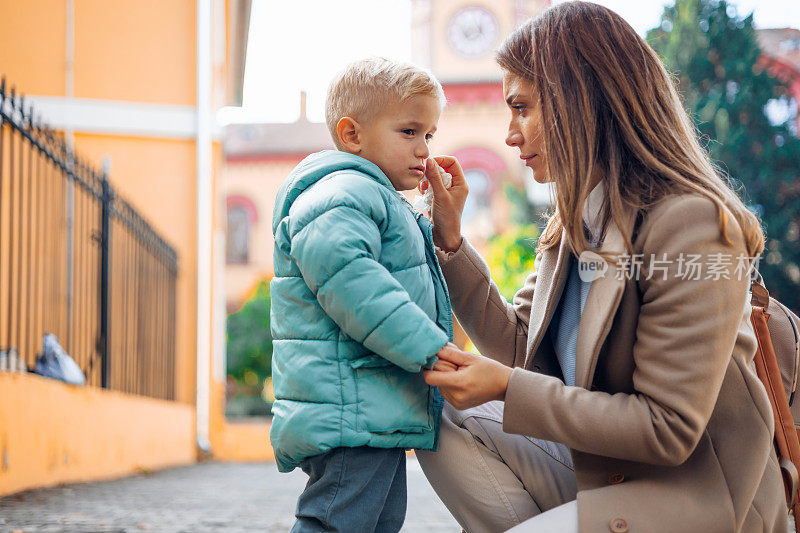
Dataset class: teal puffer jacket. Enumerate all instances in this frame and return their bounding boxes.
[270,150,453,473]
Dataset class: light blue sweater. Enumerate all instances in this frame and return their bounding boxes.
[549,255,593,386]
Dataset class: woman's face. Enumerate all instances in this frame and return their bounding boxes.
[503,72,550,184]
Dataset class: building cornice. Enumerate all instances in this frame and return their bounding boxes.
[25,96,224,140]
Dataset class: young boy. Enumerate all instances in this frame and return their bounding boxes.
[270,57,454,532]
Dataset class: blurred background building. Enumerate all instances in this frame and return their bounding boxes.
[223,0,552,312]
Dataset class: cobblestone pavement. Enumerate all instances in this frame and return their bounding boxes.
[0,459,459,533]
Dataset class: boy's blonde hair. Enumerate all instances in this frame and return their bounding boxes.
[325,57,446,149]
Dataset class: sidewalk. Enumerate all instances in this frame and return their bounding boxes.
[0,459,459,532]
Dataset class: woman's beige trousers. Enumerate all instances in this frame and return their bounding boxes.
[417,401,578,533]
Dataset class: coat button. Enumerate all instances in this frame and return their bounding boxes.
[608,473,625,485]
[609,518,628,532]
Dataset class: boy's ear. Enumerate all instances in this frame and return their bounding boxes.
[337,117,361,153]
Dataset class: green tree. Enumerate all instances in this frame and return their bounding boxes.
[486,183,541,301]
[647,0,800,312]
[487,223,539,301]
[226,280,272,387]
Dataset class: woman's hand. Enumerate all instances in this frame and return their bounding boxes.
[423,343,513,410]
[422,156,468,253]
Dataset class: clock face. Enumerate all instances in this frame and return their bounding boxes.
[447,6,499,57]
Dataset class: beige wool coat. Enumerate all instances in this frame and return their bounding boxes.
[437,194,785,532]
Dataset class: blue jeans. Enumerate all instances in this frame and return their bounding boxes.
[291,446,407,533]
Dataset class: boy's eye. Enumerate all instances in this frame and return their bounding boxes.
[425,133,434,141]
[402,129,415,136]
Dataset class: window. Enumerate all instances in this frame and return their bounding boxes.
[451,147,507,240]
[462,168,492,219]
[227,206,250,264]
[780,38,800,53]
[226,195,258,265]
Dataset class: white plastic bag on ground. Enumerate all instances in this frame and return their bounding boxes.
[33,333,86,385]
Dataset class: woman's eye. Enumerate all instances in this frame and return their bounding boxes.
[512,104,526,113]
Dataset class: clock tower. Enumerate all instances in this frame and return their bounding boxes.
[412,0,549,82]
[410,0,553,247]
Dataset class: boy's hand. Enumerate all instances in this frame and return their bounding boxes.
[423,157,468,253]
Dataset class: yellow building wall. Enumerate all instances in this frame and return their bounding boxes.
[0,373,195,498]
[0,0,198,105]
[0,0,67,96]
[74,0,197,105]
[0,0,252,491]
[0,1,204,406]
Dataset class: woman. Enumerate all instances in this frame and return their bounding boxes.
[417,3,785,532]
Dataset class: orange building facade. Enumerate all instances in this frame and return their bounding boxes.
[0,0,254,496]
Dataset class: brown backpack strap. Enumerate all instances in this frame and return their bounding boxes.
[751,268,770,309]
[751,302,800,529]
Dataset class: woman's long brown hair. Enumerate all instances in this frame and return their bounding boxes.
[496,1,764,259]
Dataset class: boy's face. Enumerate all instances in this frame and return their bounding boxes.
[355,95,440,191]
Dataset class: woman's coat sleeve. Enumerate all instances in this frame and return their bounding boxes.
[437,238,536,368]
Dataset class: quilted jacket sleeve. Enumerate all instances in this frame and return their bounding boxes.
[288,179,448,373]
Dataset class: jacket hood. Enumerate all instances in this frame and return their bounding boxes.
[272,150,394,233]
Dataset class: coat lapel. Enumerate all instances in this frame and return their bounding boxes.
[574,213,635,389]
[525,229,572,368]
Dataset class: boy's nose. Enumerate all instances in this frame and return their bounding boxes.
[415,141,430,159]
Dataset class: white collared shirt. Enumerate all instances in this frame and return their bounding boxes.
[583,180,606,248]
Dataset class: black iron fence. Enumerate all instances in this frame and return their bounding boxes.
[0,77,178,400]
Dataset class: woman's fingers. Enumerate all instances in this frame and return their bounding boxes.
[432,156,466,193]
[423,368,460,387]
[425,354,514,409]
[425,159,448,196]
[432,359,458,372]
[432,155,463,179]
[435,344,472,366]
